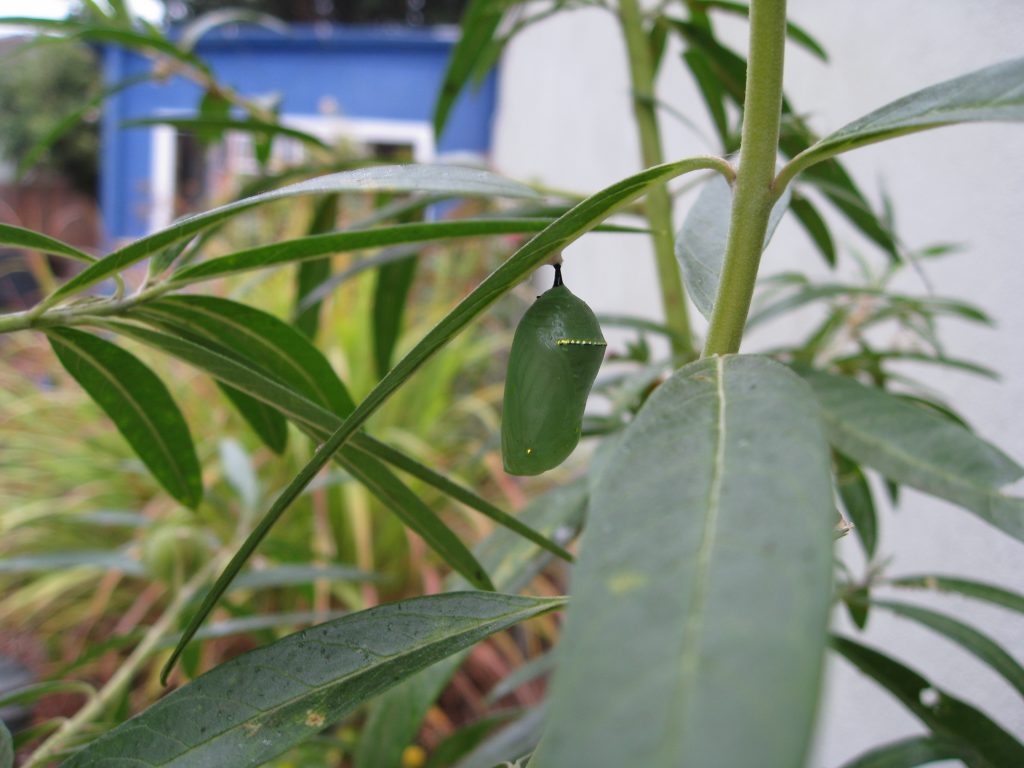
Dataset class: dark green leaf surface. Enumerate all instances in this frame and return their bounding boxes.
[676,174,791,319]
[869,599,1024,697]
[888,575,1024,615]
[424,711,520,768]
[0,720,11,768]
[433,0,507,138]
[790,193,836,266]
[355,481,586,768]
[47,328,202,508]
[51,165,539,301]
[534,356,834,767]
[63,593,564,768]
[0,222,94,263]
[836,453,878,558]
[373,254,417,377]
[837,735,973,768]
[803,369,1024,541]
[217,384,289,454]
[781,56,1024,185]
[294,195,339,339]
[833,635,1024,767]
[452,706,546,768]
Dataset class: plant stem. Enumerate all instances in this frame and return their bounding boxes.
[619,0,696,361]
[703,0,789,356]
[23,557,221,768]
[0,282,172,335]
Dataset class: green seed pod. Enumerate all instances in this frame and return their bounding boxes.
[502,265,606,475]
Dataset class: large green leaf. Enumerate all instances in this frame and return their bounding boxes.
[867,599,1024,697]
[46,327,202,508]
[355,482,587,768]
[837,736,974,768]
[533,355,834,767]
[48,165,539,302]
[675,173,791,319]
[833,635,1024,767]
[778,56,1024,188]
[803,369,1024,542]
[62,593,564,768]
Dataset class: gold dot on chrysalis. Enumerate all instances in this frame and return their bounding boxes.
[526,448,533,454]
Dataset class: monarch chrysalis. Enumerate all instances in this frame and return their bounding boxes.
[502,264,607,475]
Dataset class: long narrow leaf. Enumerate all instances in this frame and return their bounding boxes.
[294,194,338,339]
[46,327,202,508]
[868,598,1024,697]
[838,736,974,768]
[533,356,834,767]
[779,57,1024,188]
[887,574,1024,615]
[170,219,594,285]
[49,165,539,302]
[833,635,1024,766]
[803,369,1024,542]
[64,593,565,768]
[0,223,94,263]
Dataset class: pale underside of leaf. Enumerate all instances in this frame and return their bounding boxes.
[534,355,834,767]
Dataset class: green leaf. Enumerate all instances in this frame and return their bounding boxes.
[837,735,974,768]
[0,550,144,576]
[452,706,545,768]
[533,356,834,767]
[124,115,330,152]
[835,452,878,559]
[0,720,12,768]
[433,0,508,138]
[697,0,829,61]
[46,327,202,508]
[294,195,339,339]
[789,193,836,266]
[868,598,1024,697]
[170,218,575,286]
[780,56,1024,188]
[373,253,417,377]
[355,482,586,768]
[63,593,564,768]
[832,635,1024,767]
[887,574,1024,615]
[682,48,732,147]
[0,222,94,263]
[50,165,540,302]
[217,384,289,454]
[803,369,1024,542]
[424,711,521,768]
[676,174,791,319]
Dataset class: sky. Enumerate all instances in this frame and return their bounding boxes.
[0,0,163,32]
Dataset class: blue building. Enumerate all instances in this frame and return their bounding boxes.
[100,23,498,243]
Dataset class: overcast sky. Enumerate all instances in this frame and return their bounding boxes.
[0,0,163,33]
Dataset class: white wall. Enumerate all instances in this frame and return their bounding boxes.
[493,2,1024,763]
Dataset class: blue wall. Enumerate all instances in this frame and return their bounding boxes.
[101,24,497,241]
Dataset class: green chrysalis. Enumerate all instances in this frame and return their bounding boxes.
[502,264,607,475]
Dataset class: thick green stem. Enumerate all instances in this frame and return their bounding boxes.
[703,0,789,356]
[0,283,172,335]
[23,557,221,768]
[619,0,696,361]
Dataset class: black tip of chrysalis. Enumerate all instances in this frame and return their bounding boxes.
[553,263,564,288]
